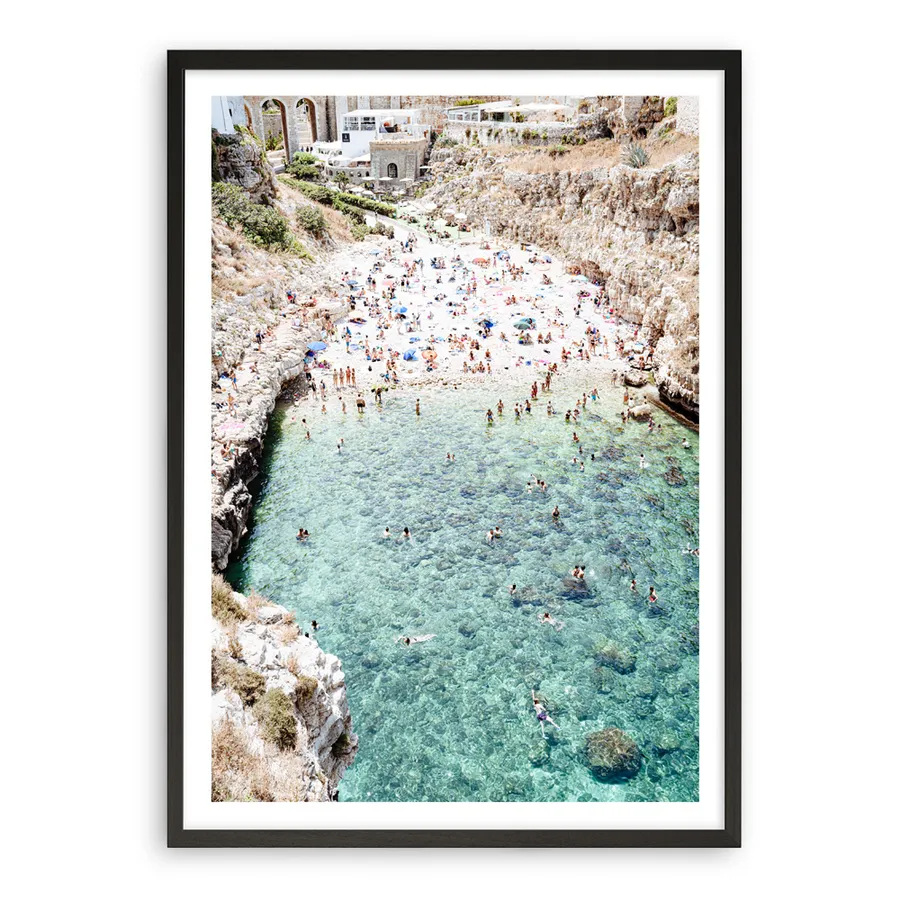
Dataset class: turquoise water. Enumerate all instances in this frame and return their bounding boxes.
[227,377,700,801]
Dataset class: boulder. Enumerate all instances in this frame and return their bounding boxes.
[257,604,289,625]
[624,369,650,387]
[585,728,642,781]
[629,404,653,420]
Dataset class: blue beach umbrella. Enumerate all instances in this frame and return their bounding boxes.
[403,350,417,361]
[307,341,327,352]
[347,280,359,286]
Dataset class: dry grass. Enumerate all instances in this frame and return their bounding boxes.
[276,623,301,644]
[212,719,312,802]
[224,624,243,660]
[276,177,353,244]
[212,574,246,626]
[245,589,265,622]
[212,272,268,298]
[284,653,300,676]
[506,131,698,175]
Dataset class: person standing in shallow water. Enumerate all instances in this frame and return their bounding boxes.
[552,505,561,522]
[415,398,420,416]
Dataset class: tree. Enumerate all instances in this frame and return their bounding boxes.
[334,171,350,190]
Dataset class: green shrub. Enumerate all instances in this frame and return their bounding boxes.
[290,181,334,205]
[255,689,297,749]
[350,222,372,241]
[292,151,318,165]
[217,657,267,706]
[212,574,246,625]
[336,191,395,216]
[296,205,327,236]
[294,674,318,704]
[287,180,396,218]
[334,171,350,189]
[286,162,320,181]
[548,144,570,158]
[664,96,678,117]
[620,141,651,168]
[211,182,299,253]
[264,132,284,151]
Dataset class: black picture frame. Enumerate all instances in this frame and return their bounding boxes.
[169,49,741,848]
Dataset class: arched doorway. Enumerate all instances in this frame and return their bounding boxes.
[296,98,318,144]
[261,98,288,157]
[387,162,399,179]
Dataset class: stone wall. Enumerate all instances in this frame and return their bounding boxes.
[245,96,328,161]
[676,96,700,136]
[370,138,427,181]
[444,120,580,147]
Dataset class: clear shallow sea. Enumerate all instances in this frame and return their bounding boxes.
[227,377,700,802]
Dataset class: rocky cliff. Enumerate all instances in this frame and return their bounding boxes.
[424,138,700,419]
[210,226,350,571]
[212,130,278,204]
[212,580,358,801]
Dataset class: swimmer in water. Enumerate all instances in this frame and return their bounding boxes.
[509,584,517,596]
[311,620,320,631]
[539,612,565,632]
[639,453,647,469]
[682,438,690,448]
[552,505,561,521]
[383,527,391,539]
[486,528,495,542]
[397,634,436,646]
[403,527,411,539]
[531,690,561,737]
[630,578,637,592]
[649,587,658,604]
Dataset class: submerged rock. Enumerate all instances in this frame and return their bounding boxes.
[584,728,642,781]
[664,464,686,486]
[592,636,636,674]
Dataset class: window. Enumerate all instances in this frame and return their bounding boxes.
[361,116,376,131]
[345,117,359,131]
[387,163,398,179]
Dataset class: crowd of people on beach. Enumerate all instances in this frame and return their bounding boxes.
[216,217,696,739]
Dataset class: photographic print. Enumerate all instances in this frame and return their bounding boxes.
[171,52,740,846]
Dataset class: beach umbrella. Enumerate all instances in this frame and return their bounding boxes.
[573,274,589,282]
[369,250,381,255]
[347,279,359,286]
[422,349,437,361]
[513,321,531,330]
[403,350,417,361]
[307,341,327,351]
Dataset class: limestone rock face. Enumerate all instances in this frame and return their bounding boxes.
[212,590,358,801]
[585,728,642,781]
[212,131,277,204]
[209,220,351,570]
[424,145,700,418]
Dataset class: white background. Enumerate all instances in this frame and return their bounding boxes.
[4,2,896,897]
